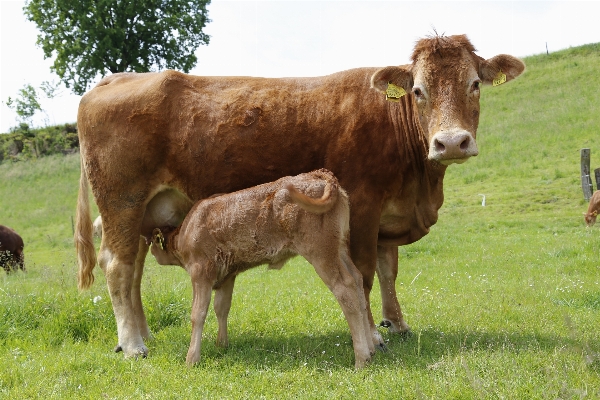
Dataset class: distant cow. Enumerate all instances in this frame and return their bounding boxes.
[584,190,600,226]
[149,169,373,368]
[93,216,103,238]
[0,225,25,273]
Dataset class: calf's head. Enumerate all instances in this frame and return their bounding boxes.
[371,34,525,165]
[149,227,182,266]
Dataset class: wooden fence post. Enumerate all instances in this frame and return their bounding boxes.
[581,148,593,201]
[595,168,600,193]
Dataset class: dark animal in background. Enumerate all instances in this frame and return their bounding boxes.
[0,225,25,273]
[584,190,600,226]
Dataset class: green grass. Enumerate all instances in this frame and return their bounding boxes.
[2,44,600,399]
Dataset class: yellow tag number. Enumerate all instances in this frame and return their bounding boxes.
[492,71,507,86]
[385,83,406,102]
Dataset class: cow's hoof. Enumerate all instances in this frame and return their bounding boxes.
[380,319,412,337]
[377,342,389,352]
[379,320,392,328]
[398,330,413,340]
[114,344,148,358]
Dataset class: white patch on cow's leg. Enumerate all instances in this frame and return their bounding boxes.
[132,237,151,340]
[214,275,236,348]
[186,263,213,366]
[376,245,411,334]
[310,257,372,369]
[105,256,148,358]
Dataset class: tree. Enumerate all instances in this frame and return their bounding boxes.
[5,81,60,127]
[5,85,42,124]
[24,0,211,95]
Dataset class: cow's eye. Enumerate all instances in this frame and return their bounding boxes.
[472,80,481,91]
[413,88,422,97]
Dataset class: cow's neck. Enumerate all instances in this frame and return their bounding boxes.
[378,95,448,245]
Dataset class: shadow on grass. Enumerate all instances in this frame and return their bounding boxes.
[148,319,599,372]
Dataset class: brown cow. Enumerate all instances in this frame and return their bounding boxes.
[75,34,524,359]
[0,225,25,273]
[148,169,373,368]
[584,190,600,226]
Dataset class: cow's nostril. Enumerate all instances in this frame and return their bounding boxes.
[460,136,470,150]
[434,139,445,153]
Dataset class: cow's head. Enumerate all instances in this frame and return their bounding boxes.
[371,34,525,165]
[584,210,598,227]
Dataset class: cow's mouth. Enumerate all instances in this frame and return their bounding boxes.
[439,154,479,166]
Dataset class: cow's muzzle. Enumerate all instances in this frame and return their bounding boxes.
[428,129,479,165]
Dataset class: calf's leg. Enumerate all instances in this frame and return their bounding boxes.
[376,245,410,334]
[186,263,214,366]
[341,250,375,356]
[309,255,372,369]
[214,275,236,348]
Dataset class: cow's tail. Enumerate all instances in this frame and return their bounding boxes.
[286,180,339,215]
[75,156,96,290]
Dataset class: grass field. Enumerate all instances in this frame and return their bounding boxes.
[1,43,600,399]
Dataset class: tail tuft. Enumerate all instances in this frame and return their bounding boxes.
[75,156,97,290]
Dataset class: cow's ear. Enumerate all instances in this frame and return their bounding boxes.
[370,65,413,94]
[479,55,525,86]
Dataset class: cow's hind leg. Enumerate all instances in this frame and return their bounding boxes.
[98,217,148,358]
[376,245,411,335]
[132,237,151,339]
[309,255,372,369]
[104,255,148,358]
[214,275,236,348]
[186,262,214,366]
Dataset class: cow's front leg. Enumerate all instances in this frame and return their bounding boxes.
[132,237,151,339]
[376,245,411,334]
[214,275,236,348]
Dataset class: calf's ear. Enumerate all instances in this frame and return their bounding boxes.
[370,65,413,94]
[479,54,525,85]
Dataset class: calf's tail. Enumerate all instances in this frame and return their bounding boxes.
[286,181,339,214]
[75,156,97,290]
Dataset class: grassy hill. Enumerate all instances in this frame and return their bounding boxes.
[1,44,600,398]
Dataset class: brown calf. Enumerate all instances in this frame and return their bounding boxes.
[149,169,374,368]
[584,190,600,226]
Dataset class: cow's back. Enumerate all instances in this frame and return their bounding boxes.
[78,69,395,201]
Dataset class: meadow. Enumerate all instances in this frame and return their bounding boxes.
[1,43,600,399]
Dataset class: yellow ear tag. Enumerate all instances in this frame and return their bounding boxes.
[154,230,166,250]
[385,82,407,102]
[492,70,507,86]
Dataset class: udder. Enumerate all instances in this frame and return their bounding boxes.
[141,188,193,238]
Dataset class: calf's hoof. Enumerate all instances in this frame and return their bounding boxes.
[354,356,371,369]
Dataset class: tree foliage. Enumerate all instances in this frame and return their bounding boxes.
[5,85,42,123]
[24,0,211,95]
